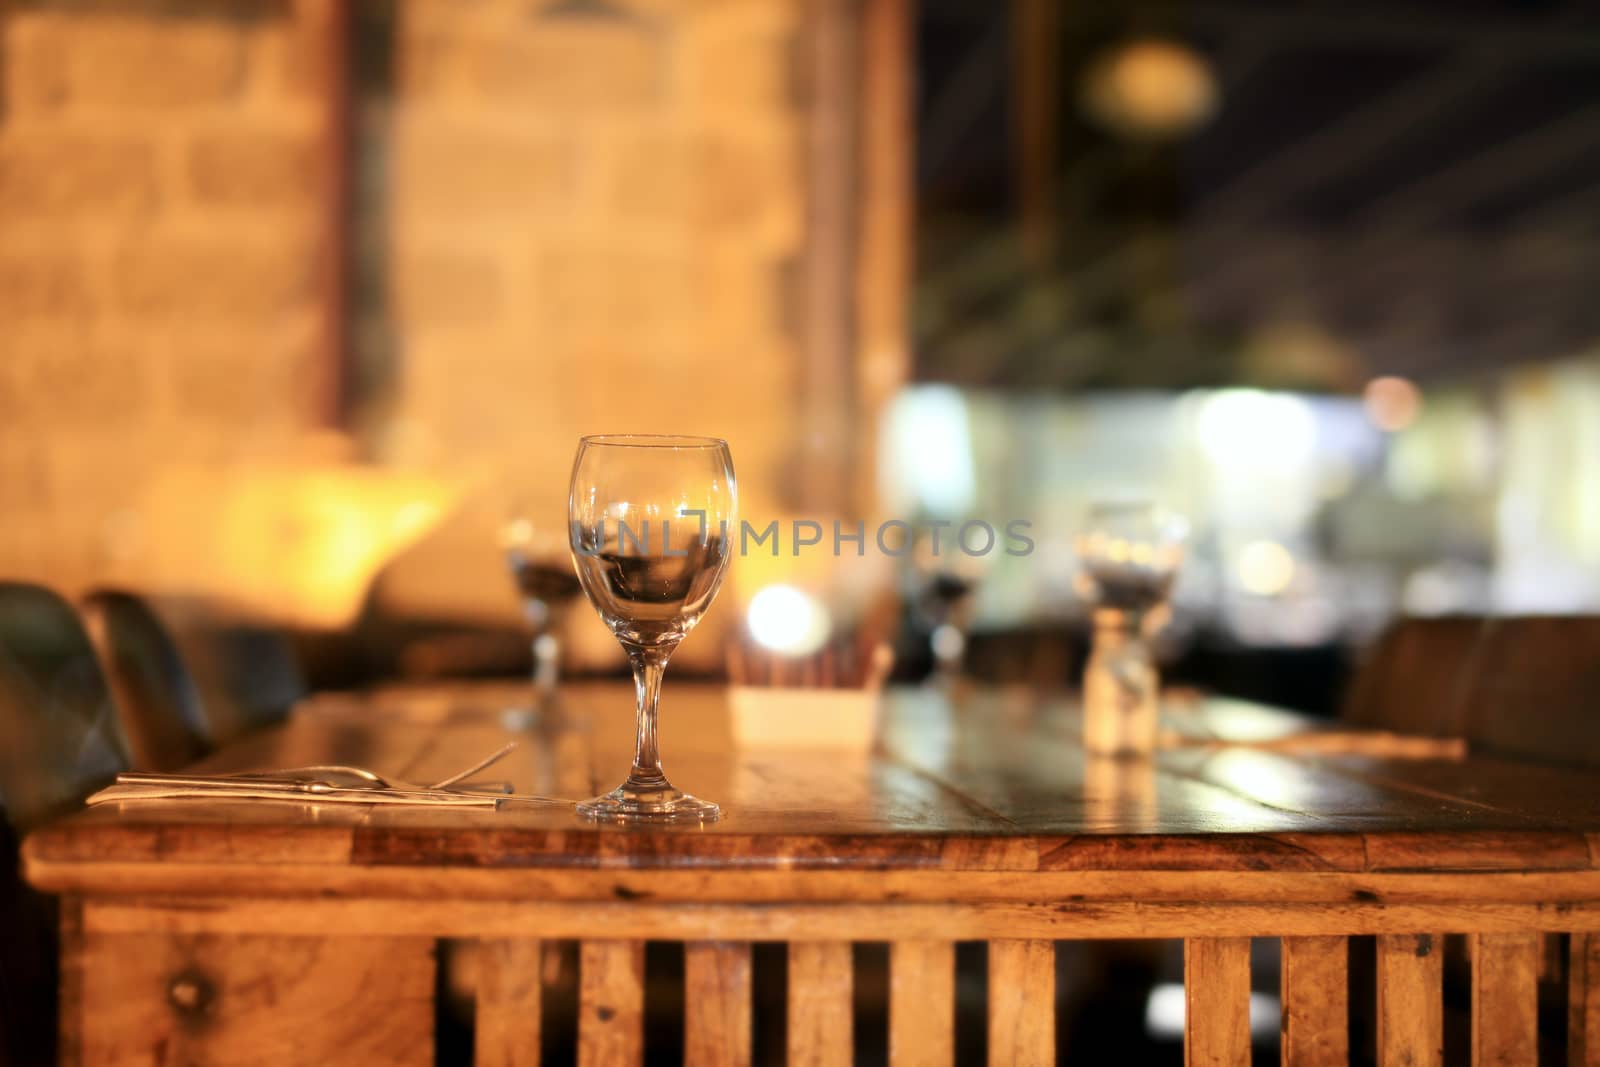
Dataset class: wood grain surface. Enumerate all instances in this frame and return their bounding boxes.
[578,940,643,1067]
[1183,937,1250,1067]
[787,941,853,1066]
[476,938,542,1067]
[1377,933,1443,1067]
[1280,935,1348,1066]
[24,683,1600,899]
[1468,932,1538,1067]
[24,681,1600,1067]
[987,939,1054,1066]
[889,940,954,1066]
[684,941,752,1067]
[1574,932,1600,1067]
[70,930,434,1067]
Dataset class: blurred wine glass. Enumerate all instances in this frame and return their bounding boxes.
[499,508,583,700]
[909,526,991,678]
[1075,501,1187,756]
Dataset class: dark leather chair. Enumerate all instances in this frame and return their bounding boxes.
[0,582,128,825]
[1340,615,1489,738]
[82,589,211,773]
[1344,614,1600,769]
[0,581,129,1066]
[153,598,306,745]
[1461,616,1600,771]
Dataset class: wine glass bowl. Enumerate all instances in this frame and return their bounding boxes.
[1074,502,1187,617]
[568,434,736,822]
[500,513,583,694]
[573,527,730,649]
[909,530,990,676]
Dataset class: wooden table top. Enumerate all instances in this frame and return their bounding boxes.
[24,682,1600,901]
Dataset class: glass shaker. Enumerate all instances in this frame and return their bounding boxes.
[1076,502,1187,757]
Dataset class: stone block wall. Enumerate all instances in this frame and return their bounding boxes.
[0,0,874,630]
[0,0,325,591]
[361,0,814,622]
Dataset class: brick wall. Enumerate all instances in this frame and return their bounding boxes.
[0,0,325,591]
[0,0,881,634]
[366,0,814,624]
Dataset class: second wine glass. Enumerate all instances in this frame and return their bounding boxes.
[500,508,583,697]
[568,434,736,821]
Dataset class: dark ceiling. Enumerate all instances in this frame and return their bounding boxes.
[914,0,1600,390]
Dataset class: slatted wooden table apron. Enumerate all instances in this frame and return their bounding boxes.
[24,682,1600,1065]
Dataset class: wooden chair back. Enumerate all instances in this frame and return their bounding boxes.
[1461,615,1600,770]
[1341,615,1489,737]
[1346,614,1600,771]
[81,589,211,773]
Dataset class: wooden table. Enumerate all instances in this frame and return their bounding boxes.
[24,682,1600,1066]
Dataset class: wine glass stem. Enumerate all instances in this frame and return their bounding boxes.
[532,632,559,693]
[627,645,671,785]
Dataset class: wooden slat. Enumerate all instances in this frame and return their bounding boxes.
[988,939,1054,1066]
[788,941,853,1066]
[1378,933,1443,1067]
[1573,932,1600,1067]
[685,941,751,1067]
[578,941,643,1067]
[477,939,542,1067]
[72,931,434,1067]
[1185,937,1251,1067]
[1282,935,1348,1066]
[57,898,84,1067]
[890,941,954,1066]
[1469,932,1538,1066]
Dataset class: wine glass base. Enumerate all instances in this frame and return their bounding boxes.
[576,785,720,823]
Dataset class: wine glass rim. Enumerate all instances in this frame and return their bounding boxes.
[579,433,729,450]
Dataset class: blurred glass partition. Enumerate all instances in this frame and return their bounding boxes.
[878,366,1600,650]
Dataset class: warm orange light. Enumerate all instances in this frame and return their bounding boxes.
[138,464,457,628]
[1363,376,1423,433]
[1082,39,1219,139]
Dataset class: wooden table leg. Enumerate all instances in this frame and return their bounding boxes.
[1573,933,1600,1067]
[67,914,434,1067]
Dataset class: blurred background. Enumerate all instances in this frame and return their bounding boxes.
[2,0,1598,713]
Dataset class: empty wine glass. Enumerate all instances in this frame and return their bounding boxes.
[1075,501,1187,757]
[568,435,736,821]
[500,508,583,698]
[909,527,989,678]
